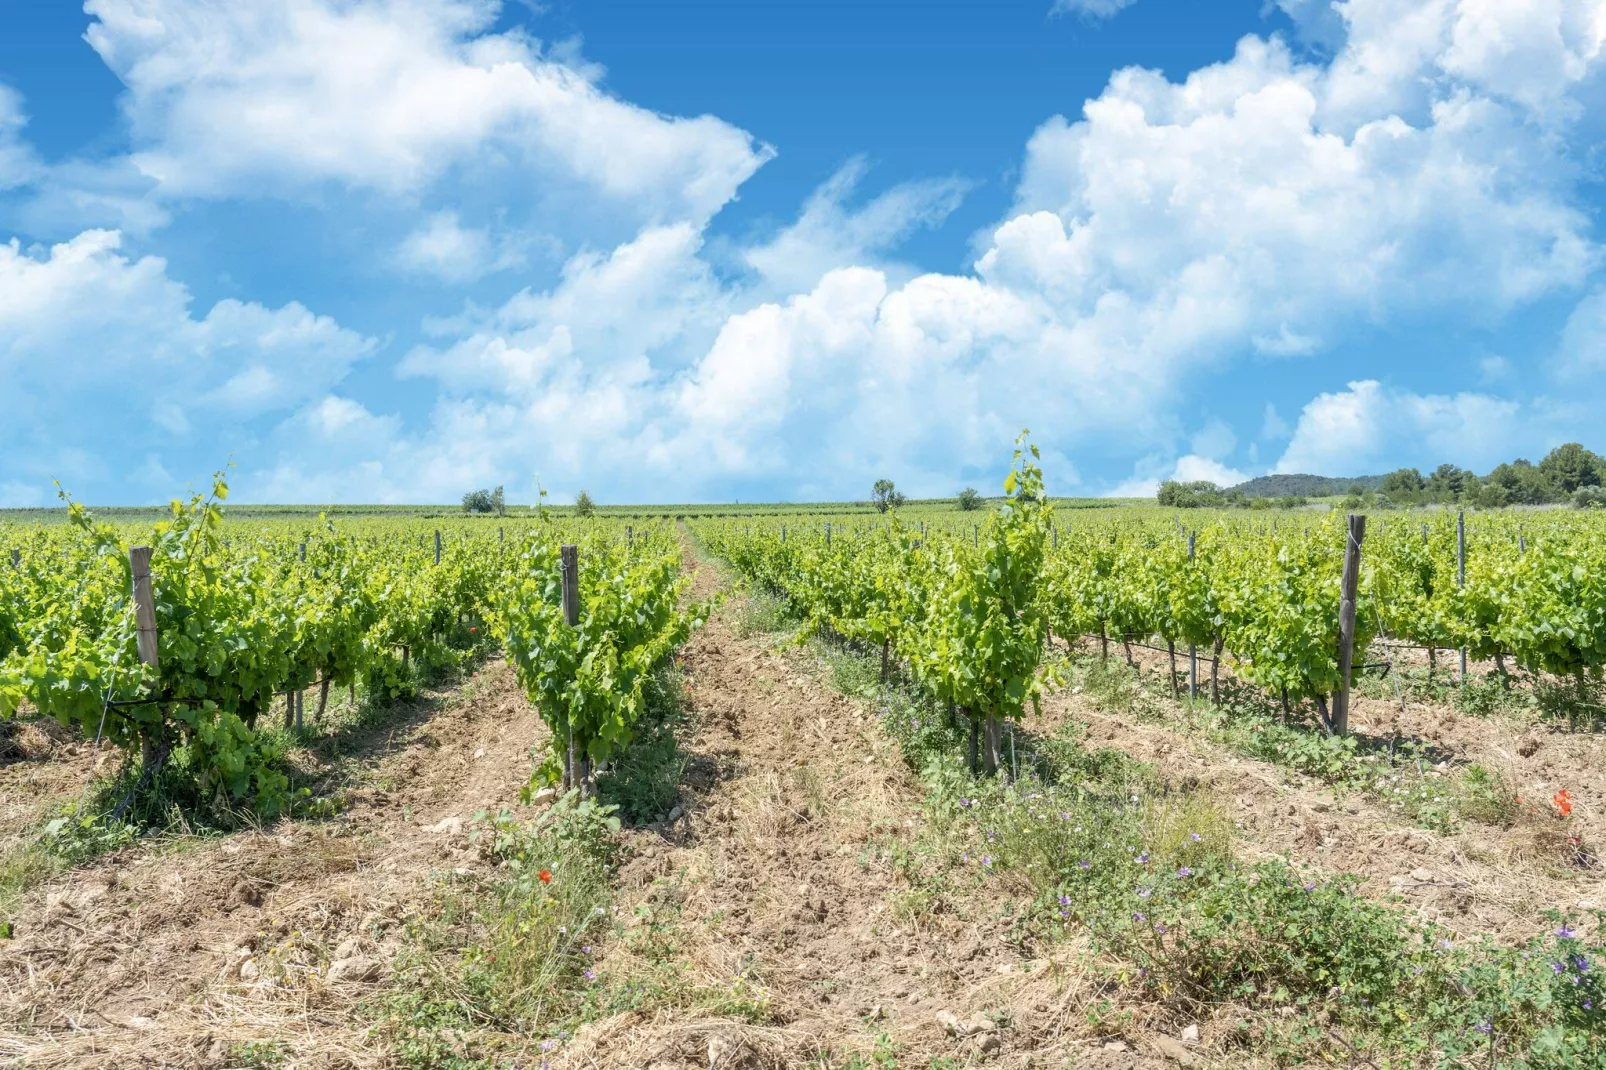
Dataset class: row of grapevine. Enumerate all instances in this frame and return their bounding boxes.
[0,480,697,817]
[697,437,1053,774]
[695,471,1606,760]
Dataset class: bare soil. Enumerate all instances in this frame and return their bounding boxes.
[0,662,547,1068]
[1042,643,1605,944]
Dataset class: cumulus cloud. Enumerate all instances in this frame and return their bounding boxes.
[742,158,969,296]
[393,210,529,283]
[0,230,375,498]
[1106,454,1253,498]
[1558,286,1606,378]
[11,0,1606,504]
[0,85,40,191]
[1273,379,1526,475]
[84,0,773,224]
[1051,0,1140,20]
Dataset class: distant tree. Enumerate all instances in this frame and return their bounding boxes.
[574,490,595,517]
[462,488,495,514]
[491,485,506,516]
[1485,459,1558,505]
[872,479,906,513]
[1157,480,1222,508]
[956,487,982,511]
[1379,468,1425,501]
[1426,463,1471,502]
[1472,481,1510,509]
[1575,486,1606,509]
[1539,443,1606,494]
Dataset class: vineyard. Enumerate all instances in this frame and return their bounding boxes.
[0,458,1602,1068]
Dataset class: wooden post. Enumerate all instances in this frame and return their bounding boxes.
[434,529,442,565]
[129,547,160,672]
[826,522,831,547]
[1331,514,1366,735]
[560,544,581,795]
[782,525,787,543]
[1457,510,1467,683]
[299,541,307,563]
[626,525,633,551]
[1187,531,1197,701]
[9,548,18,568]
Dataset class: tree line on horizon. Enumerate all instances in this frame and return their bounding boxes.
[1159,442,1606,510]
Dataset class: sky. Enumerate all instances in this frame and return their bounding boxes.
[1,0,1605,506]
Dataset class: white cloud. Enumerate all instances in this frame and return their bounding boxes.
[83,0,773,225]
[1105,453,1252,498]
[394,210,527,283]
[1052,0,1140,19]
[0,230,375,499]
[742,158,969,296]
[0,85,40,191]
[1189,419,1238,460]
[1261,403,1291,440]
[1558,286,1606,378]
[1274,379,1525,474]
[14,0,1606,505]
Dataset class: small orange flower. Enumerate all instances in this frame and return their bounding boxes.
[1554,789,1574,817]
[539,869,552,883]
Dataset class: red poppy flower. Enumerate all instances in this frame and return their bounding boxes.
[539,869,552,883]
[470,626,477,633]
[1554,789,1574,817]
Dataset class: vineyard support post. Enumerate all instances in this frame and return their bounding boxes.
[435,529,442,566]
[299,541,306,563]
[9,548,17,568]
[560,544,583,796]
[1187,531,1197,701]
[129,547,160,672]
[626,525,633,551]
[1331,514,1366,736]
[1457,510,1467,684]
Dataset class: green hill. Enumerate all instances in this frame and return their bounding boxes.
[1228,473,1385,498]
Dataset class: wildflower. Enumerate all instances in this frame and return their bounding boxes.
[1303,881,1317,892]
[1078,860,1091,870]
[1154,920,1168,935]
[584,969,595,981]
[1177,867,1193,878]
[1137,886,1152,899]
[581,945,592,954]
[982,855,993,868]
[1557,925,1578,939]
[539,869,552,884]
[1553,961,1567,974]
[1575,955,1591,973]
[1554,789,1574,817]
[1059,894,1071,907]
[1189,833,1202,842]
[1133,912,1145,922]
[1474,1021,1492,1035]
[1136,853,1149,865]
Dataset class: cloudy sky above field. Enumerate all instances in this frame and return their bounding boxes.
[2,0,1606,504]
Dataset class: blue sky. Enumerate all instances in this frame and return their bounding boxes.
[1,0,1604,505]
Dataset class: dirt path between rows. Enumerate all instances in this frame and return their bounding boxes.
[559,540,1161,1070]
[1,661,549,1068]
[1038,666,1605,944]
